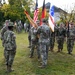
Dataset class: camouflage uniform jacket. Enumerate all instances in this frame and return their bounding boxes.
[67,27,75,39]
[30,27,38,42]
[56,27,66,38]
[37,23,50,45]
[3,30,16,50]
[0,26,8,40]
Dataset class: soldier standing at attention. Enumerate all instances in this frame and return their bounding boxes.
[29,20,40,59]
[29,24,38,58]
[49,29,55,52]
[37,19,50,68]
[0,20,9,46]
[28,24,31,48]
[36,20,41,60]
[56,23,66,52]
[67,22,75,54]
[3,22,17,72]
[0,20,9,60]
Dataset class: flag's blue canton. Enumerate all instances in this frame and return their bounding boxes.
[50,6,54,17]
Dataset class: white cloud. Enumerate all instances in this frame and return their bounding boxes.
[36,0,75,12]
[4,0,75,12]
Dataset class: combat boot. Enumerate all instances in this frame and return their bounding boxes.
[68,52,72,55]
[29,55,33,58]
[6,66,14,72]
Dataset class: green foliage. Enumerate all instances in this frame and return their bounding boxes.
[58,7,75,25]
[0,0,34,23]
[0,11,4,26]
[0,32,75,75]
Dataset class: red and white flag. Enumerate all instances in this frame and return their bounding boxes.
[33,0,39,23]
[48,4,54,32]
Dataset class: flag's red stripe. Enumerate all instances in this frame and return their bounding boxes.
[49,15,54,24]
[33,9,39,22]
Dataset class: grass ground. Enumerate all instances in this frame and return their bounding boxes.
[0,32,75,75]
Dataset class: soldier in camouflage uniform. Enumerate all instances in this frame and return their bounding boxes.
[29,20,40,59]
[36,20,41,60]
[56,23,66,52]
[28,24,31,48]
[67,22,75,54]
[0,20,9,60]
[29,26,38,58]
[49,30,55,52]
[37,19,50,68]
[0,20,9,46]
[3,22,16,72]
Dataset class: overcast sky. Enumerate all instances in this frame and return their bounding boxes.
[35,0,75,13]
[5,0,75,12]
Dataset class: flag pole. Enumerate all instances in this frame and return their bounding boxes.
[22,5,38,28]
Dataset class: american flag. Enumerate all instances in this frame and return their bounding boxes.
[33,0,39,23]
[48,4,55,32]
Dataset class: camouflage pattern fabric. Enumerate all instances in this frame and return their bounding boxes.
[0,26,8,46]
[3,30,16,66]
[67,38,74,54]
[50,31,55,51]
[56,26,66,51]
[4,49,16,66]
[28,28,31,47]
[30,27,40,58]
[37,23,50,66]
[67,27,75,54]
[4,30,16,50]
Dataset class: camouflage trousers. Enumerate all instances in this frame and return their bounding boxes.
[39,43,49,66]
[30,41,40,59]
[57,37,64,50]
[28,35,31,47]
[4,49,16,67]
[67,38,74,53]
[50,37,55,49]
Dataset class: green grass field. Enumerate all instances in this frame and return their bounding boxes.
[0,32,75,75]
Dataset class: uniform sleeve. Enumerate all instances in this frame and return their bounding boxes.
[0,26,8,40]
[37,26,41,34]
[11,32,16,40]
